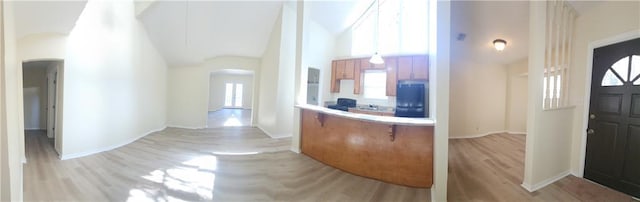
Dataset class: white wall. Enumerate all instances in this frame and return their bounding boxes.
[305,20,335,106]
[18,34,66,61]
[256,4,297,138]
[449,61,507,138]
[168,57,260,129]
[568,1,640,175]
[523,2,575,191]
[60,0,168,158]
[1,1,25,200]
[506,58,528,133]
[257,12,281,135]
[208,73,253,111]
[22,65,47,130]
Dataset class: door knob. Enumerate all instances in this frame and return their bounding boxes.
[589,114,596,119]
[587,129,595,135]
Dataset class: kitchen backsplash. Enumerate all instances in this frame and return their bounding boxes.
[331,80,397,107]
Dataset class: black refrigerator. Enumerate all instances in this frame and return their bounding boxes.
[395,82,427,118]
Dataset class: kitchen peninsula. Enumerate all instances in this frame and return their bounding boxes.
[296,104,434,188]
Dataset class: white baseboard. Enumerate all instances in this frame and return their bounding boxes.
[166,125,205,130]
[290,147,301,153]
[60,126,167,160]
[521,170,571,192]
[449,130,527,139]
[255,125,291,138]
[449,130,506,139]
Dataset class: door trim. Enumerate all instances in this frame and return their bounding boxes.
[577,29,640,178]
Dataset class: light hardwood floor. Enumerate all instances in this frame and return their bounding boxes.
[25,129,635,201]
[24,128,429,201]
[207,109,251,128]
[448,133,635,201]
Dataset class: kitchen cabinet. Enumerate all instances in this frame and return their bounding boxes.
[354,61,362,94]
[344,60,355,79]
[334,60,354,80]
[330,59,356,93]
[397,55,428,81]
[385,57,398,96]
[412,55,429,80]
[330,54,427,95]
[330,61,340,92]
[397,56,413,80]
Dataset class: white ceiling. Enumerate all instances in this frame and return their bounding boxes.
[451,1,529,65]
[12,1,87,39]
[139,1,283,67]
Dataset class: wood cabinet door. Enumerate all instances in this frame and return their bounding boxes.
[412,55,429,80]
[335,60,346,79]
[330,61,339,92]
[385,57,398,96]
[344,60,355,79]
[360,58,372,70]
[354,61,362,94]
[397,56,413,80]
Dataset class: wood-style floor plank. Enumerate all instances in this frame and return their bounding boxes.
[448,133,635,201]
[24,128,429,201]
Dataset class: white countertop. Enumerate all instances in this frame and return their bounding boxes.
[296,104,435,126]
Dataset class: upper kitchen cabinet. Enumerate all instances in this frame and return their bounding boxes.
[385,57,398,96]
[412,55,428,80]
[397,55,429,81]
[330,59,356,93]
[334,60,355,80]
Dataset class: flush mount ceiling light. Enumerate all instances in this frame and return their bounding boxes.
[493,39,507,51]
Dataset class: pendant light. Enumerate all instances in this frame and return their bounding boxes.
[369,0,384,64]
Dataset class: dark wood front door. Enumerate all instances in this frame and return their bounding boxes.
[585,38,640,198]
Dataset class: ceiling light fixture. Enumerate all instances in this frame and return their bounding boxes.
[370,52,384,64]
[370,0,384,64]
[493,39,507,51]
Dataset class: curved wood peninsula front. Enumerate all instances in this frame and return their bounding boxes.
[297,105,434,188]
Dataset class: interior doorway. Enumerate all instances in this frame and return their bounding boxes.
[22,60,63,155]
[585,37,640,198]
[207,69,255,128]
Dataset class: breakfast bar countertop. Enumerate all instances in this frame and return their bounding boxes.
[295,104,435,126]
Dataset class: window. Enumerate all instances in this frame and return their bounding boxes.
[351,0,429,56]
[224,83,243,107]
[543,75,561,100]
[601,55,640,86]
[363,70,387,99]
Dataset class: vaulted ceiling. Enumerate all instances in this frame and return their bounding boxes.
[12,1,87,39]
[139,1,283,67]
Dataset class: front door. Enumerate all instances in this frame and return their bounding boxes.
[585,38,640,198]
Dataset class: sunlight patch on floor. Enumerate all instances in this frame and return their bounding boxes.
[223,116,242,126]
[133,155,219,201]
